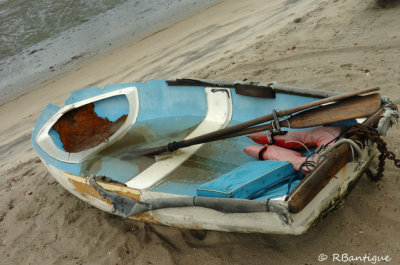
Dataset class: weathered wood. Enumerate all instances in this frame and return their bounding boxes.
[270,83,338,98]
[287,103,396,213]
[288,93,381,128]
[234,83,276,98]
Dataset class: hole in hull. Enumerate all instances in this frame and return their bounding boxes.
[52,103,127,153]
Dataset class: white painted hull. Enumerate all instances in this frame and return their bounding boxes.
[42,144,376,234]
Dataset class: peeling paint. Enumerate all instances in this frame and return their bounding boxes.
[69,179,112,205]
[66,173,142,204]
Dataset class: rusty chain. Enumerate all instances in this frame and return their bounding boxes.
[345,124,400,182]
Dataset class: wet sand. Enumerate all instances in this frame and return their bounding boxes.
[0,0,399,264]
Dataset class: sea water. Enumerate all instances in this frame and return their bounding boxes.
[0,0,219,104]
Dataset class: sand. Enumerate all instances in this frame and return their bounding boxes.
[1,0,400,264]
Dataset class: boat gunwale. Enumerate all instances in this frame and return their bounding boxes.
[166,78,340,98]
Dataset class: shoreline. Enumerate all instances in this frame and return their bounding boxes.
[1,0,400,264]
[0,0,220,105]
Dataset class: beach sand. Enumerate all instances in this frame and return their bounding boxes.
[1,0,399,264]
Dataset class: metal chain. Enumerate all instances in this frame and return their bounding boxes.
[345,124,400,182]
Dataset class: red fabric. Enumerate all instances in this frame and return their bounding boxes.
[244,126,345,172]
[243,145,316,171]
[247,132,271,145]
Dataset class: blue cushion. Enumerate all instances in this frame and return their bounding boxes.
[251,179,301,201]
[196,161,296,199]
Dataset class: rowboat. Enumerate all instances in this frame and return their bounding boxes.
[32,79,398,234]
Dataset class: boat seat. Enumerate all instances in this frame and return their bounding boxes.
[196,160,298,199]
[125,87,233,190]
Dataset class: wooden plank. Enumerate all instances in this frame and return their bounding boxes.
[65,172,141,201]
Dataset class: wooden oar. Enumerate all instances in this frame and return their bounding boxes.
[200,93,381,143]
[123,88,380,158]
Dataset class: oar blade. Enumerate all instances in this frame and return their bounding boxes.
[289,93,382,128]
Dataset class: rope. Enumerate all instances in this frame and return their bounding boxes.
[299,154,316,174]
[284,119,311,155]
[316,138,364,165]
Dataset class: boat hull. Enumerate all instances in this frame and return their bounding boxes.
[32,80,397,234]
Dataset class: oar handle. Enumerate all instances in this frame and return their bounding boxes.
[122,145,169,159]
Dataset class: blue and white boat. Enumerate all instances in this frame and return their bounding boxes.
[32,79,397,234]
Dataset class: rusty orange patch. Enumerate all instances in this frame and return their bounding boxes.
[52,103,127,153]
